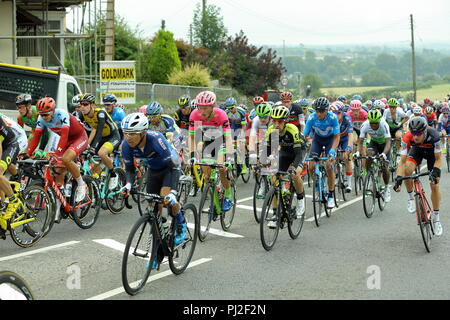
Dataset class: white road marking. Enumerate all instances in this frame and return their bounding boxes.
[86,257,212,300]
[305,196,363,222]
[236,196,254,203]
[0,241,81,262]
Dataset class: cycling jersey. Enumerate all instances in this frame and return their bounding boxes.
[0,116,17,146]
[438,114,450,131]
[148,114,182,149]
[225,107,247,134]
[339,114,353,140]
[189,108,231,141]
[303,112,340,138]
[266,123,305,169]
[17,105,38,131]
[359,119,391,144]
[173,108,191,130]
[401,127,441,171]
[28,109,87,157]
[424,112,437,127]
[346,109,368,133]
[109,106,126,130]
[250,116,270,140]
[78,108,118,137]
[383,108,407,129]
[286,104,305,129]
[0,113,27,152]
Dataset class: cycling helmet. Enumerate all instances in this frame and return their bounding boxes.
[102,93,117,104]
[249,109,257,121]
[373,100,385,109]
[122,113,148,132]
[36,97,56,114]
[424,98,431,104]
[425,106,434,114]
[408,116,427,133]
[350,100,362,110]
[313,97,330,111]
[255,102,272,118]
[299,98,309,107]
[190,99,197,109]
[441,106,450,113]
[329,102,342,113]
[398,98,404,105]
[413,106,423,114]
[138,105,147,114]
[146,101,163,116]
[365,100,373,106]
[341,104,350,112]
[337,95,347,102]
[352,95,362,101]
[387,98,398,107]
[224,97,237,108]
[178,95,190,107]
[239,104,248,111]
[367,109,382,123]
[196,91,216,107]
[280,91,293,102]
[252,96,264,105]
[72,94,82,108]
[380,98,388,104]
[271,106,289,119]
[15,93,32,105]
[79,93,96,104]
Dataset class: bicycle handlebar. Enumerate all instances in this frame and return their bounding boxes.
[396,171,430,182]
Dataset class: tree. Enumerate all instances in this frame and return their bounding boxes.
[168,63,211,87]
[361,68,394,86]
[144,29,181,84]
[192,2,227,53]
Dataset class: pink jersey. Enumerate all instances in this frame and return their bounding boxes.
[346,109,368,130]
[189,108,231,140]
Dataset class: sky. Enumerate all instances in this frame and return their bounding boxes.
[69,0,450,48]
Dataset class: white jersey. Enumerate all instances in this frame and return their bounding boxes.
[359,118,391,144]
[383,108,407,128]
[0,113,28,152]
[249,116,270,139]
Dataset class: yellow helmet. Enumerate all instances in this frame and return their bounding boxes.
[271,106,289,119]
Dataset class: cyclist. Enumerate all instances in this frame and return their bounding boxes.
[188,91,234,212]
[26,97,89,203]
[103,94,126,139]
[330,102,354,192]
[224,97,248,176]
[0,113,27,179]
[264,105,306,226]
[355,109,392,202]
[120,113,186,248]
[16,94,50,148]
[252,96,264,108]
[394,116,442,236]
[77,93,121,188]
[304,97,340,208]
[146,101,182,151]
[299,98,312,118]
[173,95,192,131]
[249,102,272,162]
[364,100,374,111]
[438,105,450,155]
[373,99,385,111]
[424,106,437,129]
[337,96,347,104]
[383,98,409,150]
[347,100,368,153]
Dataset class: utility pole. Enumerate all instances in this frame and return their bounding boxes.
[161,20,166,30]
[410,14,417,102]
[104,0,115,61]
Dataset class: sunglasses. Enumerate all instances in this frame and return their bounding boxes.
[80,102,90,106]
[16,104,27,109]
[411,131,424,136]
[39,112,52,117]
[389,106,397,108]
[272,119,285,123]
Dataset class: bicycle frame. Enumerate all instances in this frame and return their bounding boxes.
[413,178,433,225]
[81,155,121,201]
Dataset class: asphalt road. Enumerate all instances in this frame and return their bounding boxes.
[1,166,450,301]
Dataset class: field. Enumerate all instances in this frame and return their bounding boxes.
[323,83,450,101]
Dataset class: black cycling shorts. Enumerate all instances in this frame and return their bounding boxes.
[407,147,435,171]
[95,131,121,153]
[367,141,391,161]
[146,167,181,196]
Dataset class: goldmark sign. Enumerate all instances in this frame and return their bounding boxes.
[99,61,136,104]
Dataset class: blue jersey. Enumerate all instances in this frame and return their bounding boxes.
[303,112,340,138]
[226,107,247,130]
[339,114,353,139]
[121,131,180,171]
[110,107,126,129]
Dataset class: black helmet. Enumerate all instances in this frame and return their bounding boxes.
[408,116,427,133]
[313,97,330,111]
[16,94,32,105]
[80,93,96,104]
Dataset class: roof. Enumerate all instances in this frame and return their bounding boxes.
[15,0,91,11]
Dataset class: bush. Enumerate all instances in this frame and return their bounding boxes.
[168,63,211,87]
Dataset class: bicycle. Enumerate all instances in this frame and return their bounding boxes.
[305,154,331,227]
[121,190,198,295]
[443,135,450,173]
[397,172,434,252]
[27,159,101,229]
[259,170,304,251]
[334,149,348,206]
[359,155,387,218]
[0,178,53,248]
[252,164,270,223]
[389,137,401,182]
[0,271,34,300]
[197,162,236,241]
[80,152,127,214]
[231,141,251,183]
[183,163,204,197]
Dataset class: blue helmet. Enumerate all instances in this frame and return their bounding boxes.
[103,93,117,104]
[146,101,163,116]
[337,95,347,102]
[225,97,237,108]
[249,109,257,121]
[299,98,309,107]
[398,98,404,104]
[352,94,362,101]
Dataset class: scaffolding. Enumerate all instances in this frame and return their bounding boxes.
[2,0,109,86]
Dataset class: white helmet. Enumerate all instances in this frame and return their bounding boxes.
[373,100,385,109]
[413,106,423,114]
[122,112,148,132]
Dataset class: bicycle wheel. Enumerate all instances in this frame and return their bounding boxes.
[71,175,101,229]
[106,167,127,214]
[446,145,450,173]
[253,175,268,223]
[259,188,280,251]
[137,169,150,216]
[10,185,53,248]
[169,203,198,275]
[197,183,214,242]
[312,177,325,227]
[415,194,432,253]
[288,192,304,240]
[362,173,376,218]
[121,214,156,295]
[220,183,236,231]
[377,174,386,212]
[353,160,360,196]
[0,271,34,300]
[240,156,251,183]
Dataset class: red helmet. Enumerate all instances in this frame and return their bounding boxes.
[36,97,56,113]
[280,91,293,102]
[195,91,216,107]
[424,98,431,104]
[252,96,264,105]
